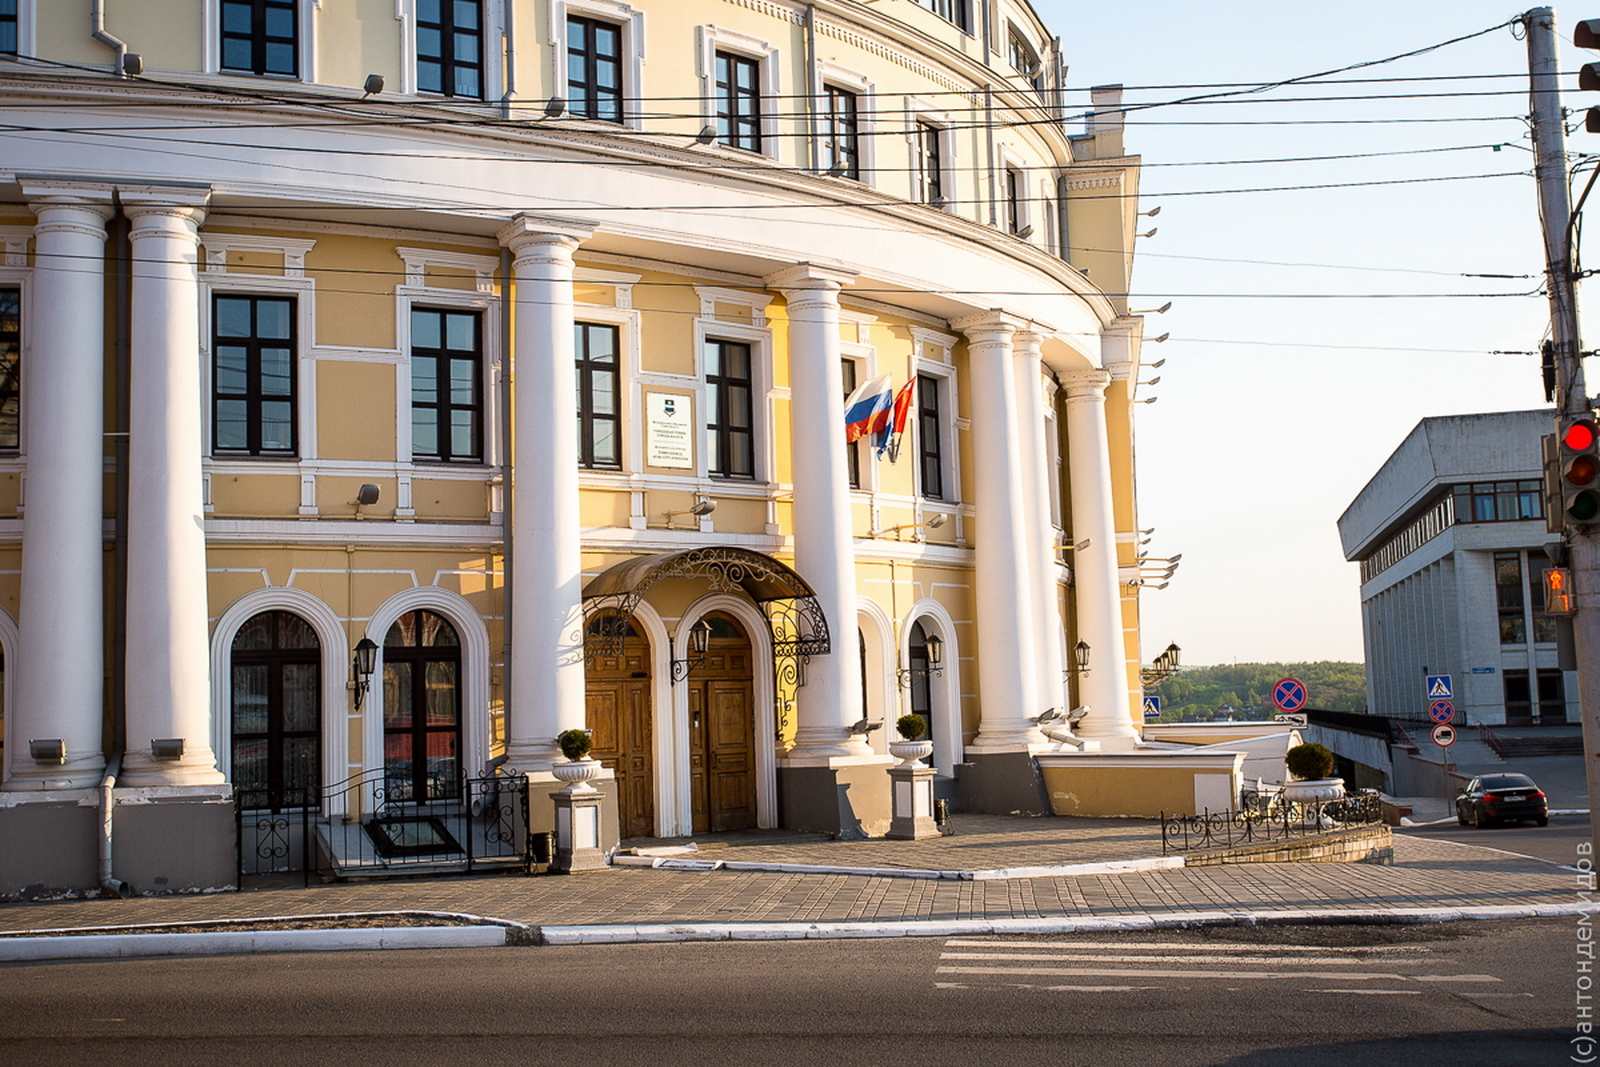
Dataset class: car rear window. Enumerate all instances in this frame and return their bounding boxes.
[1481,775,1534,789]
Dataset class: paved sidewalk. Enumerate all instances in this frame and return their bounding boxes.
[0,815,1585,943]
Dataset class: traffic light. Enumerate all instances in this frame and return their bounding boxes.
[1558,416,1600,524]
[1544,566,1576,615]
[1579,20,1600,131]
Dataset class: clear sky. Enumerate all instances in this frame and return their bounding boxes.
[1029,1,1562,665]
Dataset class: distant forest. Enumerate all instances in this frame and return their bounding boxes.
[1145,662,1366,722]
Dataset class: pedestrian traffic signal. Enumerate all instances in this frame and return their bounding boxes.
[1558,416,1600,523]
[1544,565,1575,615]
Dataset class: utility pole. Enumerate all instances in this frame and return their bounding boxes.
[1526,8,1600,861]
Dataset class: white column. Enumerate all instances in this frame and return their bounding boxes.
[1015,329,1067,720]
[120,189,224,786]
[954,313,1043,750]
[1061,370,1139,742]
[499,215,595,770]
[6,188,114,790]
[766,264,870,759]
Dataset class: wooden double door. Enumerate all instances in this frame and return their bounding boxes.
[585,612,757,839]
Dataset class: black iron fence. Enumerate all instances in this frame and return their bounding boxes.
[236,768,540,882]
[1160,790,1384,855]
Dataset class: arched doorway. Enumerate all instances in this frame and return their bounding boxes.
[382,609,462,803]
[230,610,321,811]
[585,614,654,838]
[687,613,756,833]
[907,620,935,746]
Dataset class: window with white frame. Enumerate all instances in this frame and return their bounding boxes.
[705,337,755,479]
[567,14,623,122]
[821,85,861,179]
[911,117,950,206]
[915,0,970,32]
[916,371,945,500]
[418,0,484,99]
[0,0,18,54]
[410,306,483,463]
[1008,26,1044,92]
[715,51,762,152]
[0,287,17,451]
[221,0,298,76]
[1004,166,1026,235]
[576,321,621,469]
[213,293,298,457]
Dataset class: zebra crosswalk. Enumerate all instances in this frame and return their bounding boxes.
[931,937,1504,995]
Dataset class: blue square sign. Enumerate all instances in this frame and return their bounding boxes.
[1425,675,1453,699]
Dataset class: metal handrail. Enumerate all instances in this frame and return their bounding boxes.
[1160,791,1384,855]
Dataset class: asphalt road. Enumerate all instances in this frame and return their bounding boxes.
[1399,811,1590,866]
[0,919,1576,1066]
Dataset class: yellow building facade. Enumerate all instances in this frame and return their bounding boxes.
[0,0,1158,896]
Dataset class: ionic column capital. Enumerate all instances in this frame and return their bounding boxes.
[764,262,856,303]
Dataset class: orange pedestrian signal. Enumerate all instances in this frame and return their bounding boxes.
[1544,566,1575,615]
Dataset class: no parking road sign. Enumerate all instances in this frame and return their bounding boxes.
[1272,678,1307,713]
[1432,723,1457,747]
[1429,699,1455,724]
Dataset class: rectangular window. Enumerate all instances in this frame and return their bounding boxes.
[213,294,297,456]
[915,122,944,205]
[715,51,762,152]
[221,0,297,77]
[0,287,17,451]
[417,0,482,99]
[411,307,482,462]
[1005,168,1024,234]
[705,338,754,479]
[822,86,860,179]
[567,16,623,122]
[0,0,17,55]
[576,322,620,469]
[841,358,861,489]
[1453,480,1543,523]
[1008,30,1044,92]
[917,0,969,32]
[1495,551,1524,644]
[918,373,944,500]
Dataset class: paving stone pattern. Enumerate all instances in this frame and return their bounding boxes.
[0,816,1578,936]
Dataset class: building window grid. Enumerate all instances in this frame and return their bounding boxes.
[915,122,945,205]
[417,0,482,99]
[916,0,970,32]
[410,307,482,463]
[0,0,17,55]
[1359,492,1454,583]
[715,51,762,153]
[567,15,623,122]
[1495,551,1525,645]
[917,372,944,501]
[1360,479,1549,584]
[0,287,17,451]
[576,321,621,469]
[705,338,755,479]
[221,0,298,77]
[822,86,861,179]
[213,294,298,457]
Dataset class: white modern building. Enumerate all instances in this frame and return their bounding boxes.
[1338,410,1576,728]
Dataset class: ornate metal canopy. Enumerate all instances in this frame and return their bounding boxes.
[581,547,832,691]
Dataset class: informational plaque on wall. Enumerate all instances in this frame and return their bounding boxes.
[646,392,694,469]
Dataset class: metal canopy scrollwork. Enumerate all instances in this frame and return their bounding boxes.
[581,547,832,708]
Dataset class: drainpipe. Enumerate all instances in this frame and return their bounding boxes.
[804,4,819,172]
[99,752,133,898]
[500,0,517,120]
[91,0,136,76]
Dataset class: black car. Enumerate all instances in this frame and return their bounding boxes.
[1455,774,1549,827]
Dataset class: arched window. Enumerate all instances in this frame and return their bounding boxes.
[908,620,933,742]
[383,610,462,802]
[231,611,320,811]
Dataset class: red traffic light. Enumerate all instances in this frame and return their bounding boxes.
[1562,417,1600,522]
[1565,419,1598,451]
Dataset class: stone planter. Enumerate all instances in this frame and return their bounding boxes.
[551,758,602,794]
[888,739,934,766]
[1280,777,1345,805]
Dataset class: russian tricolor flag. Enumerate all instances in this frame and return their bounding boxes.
[843,374,894,444]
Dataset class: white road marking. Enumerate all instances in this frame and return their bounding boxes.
[1411,975,1502,983]
[940,951,1428,966]
[941,939,1423,953]
[937,965,1411,981]
[1303,988,1422,995]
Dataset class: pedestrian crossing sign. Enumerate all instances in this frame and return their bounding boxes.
[1142,696,1161,717]
[1425,675,1453,699]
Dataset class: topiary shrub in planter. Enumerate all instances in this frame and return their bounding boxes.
[556,728,593,762]
[896,713,928,741]
[1285,742,1334,781]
